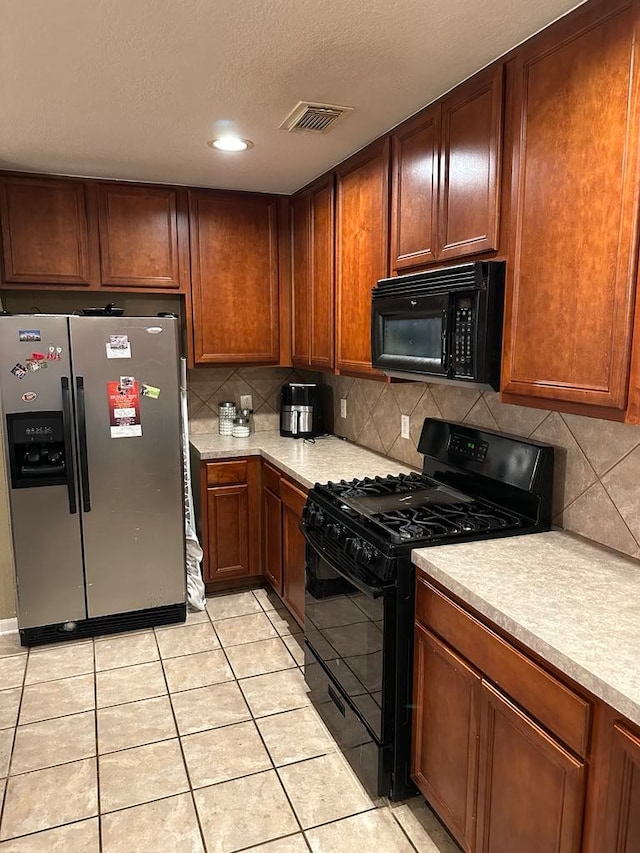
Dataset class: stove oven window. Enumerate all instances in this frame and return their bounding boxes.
[305,554,385,739]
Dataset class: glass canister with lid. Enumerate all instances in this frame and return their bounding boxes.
[218,401,236,435]
[232,416,251,438]
[237,408,254,434]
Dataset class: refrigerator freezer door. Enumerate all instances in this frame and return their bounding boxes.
[68,317,186,617]
[0,316,86,628]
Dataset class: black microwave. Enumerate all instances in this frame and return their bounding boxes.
[371,261,505,390]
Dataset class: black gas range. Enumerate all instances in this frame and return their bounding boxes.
[301,418,553,801]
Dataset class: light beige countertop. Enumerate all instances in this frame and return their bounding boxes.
[412,531,640,726]
[190,431,416,490]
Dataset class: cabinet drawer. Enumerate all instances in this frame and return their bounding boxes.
[206,460,248,486]
[263,463,281,496]
[415,575,591,757]
[280,477,308,515]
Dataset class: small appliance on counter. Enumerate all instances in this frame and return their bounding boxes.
[280,383,324,438]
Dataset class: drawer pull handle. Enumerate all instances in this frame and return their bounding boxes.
[328,684,346,717]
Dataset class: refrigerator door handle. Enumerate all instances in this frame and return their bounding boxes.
[75,376,92,513]
[61,377,78,515]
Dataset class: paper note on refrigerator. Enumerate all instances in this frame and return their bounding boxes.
[107,380,142,438]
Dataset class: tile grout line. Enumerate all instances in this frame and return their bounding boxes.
[92,639,103,853]
[0,644,29,839]
[151,622,210,853]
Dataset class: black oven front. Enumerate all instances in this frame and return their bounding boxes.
[303,534,415,800]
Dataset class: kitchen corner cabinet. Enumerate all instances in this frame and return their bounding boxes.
[201,458,261,584]
[412,576,587,852]
[0,175,99,286]
[261,462,307,626]
[336,139,390,379]
[501,0,640,415]
[601,723,640,851]
[97,183,187,289]
[391,63,503,271]
[189,190,280,365]
[291,175,335,372]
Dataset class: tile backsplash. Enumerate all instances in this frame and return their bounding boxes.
[322,375,640,561]
[188,366,318,434]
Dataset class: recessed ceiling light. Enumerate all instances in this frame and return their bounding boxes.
[207,136,253,152]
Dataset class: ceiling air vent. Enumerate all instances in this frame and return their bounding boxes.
[280,101,354,134]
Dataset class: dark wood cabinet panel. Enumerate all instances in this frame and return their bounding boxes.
[309,176,335,370]
[438,64,503,261]
[0,175,98,285]
[281,478,307,626]
[97,184,184,289]
[205,484,250,581]
[189,190,280,364]
[602,723,640,852]
[391,107,439,270]
[291,176,335,372]
[263,485,283,596]
[502,0,640,411]
[336,139,389,378]
[291,191,311,367]
[476,681,585,853]
[201,457,261,586]
[412,624,480,852]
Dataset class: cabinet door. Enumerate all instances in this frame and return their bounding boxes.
[476,681,585,853]
[390,106,439,271]
[602,723,640,852]
[411,624,480,852]
[290,191,311,367]
[190,191,280,364]
[281,479,307,626]
[438,64,503,261]
[0,176,98,285]
[97,184,183,289]
[336,140,389,377]
[309,175,335,371]
[205,484,250,581]
[502,0,640,411]
[263,487,283,596]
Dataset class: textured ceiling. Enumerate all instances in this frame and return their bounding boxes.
[0,0,584,194]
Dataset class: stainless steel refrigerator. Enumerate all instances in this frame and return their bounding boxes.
[0,315,186,645]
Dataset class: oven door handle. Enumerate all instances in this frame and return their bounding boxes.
[303,529,388,599]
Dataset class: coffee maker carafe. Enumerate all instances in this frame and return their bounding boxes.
[280,383,323,439]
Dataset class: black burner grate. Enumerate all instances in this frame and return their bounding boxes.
[324,472,429,499]
[372,501,522,543]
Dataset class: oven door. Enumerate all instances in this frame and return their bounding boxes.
[303,539,395,744]
[372,292,450,378]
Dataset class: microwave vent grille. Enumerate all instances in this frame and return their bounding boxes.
[373,263,481,299]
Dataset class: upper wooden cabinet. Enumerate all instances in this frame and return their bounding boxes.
[189,190,280,365]
[391,64,503,271]
[291,175,335,372]
[336,139,390,378]
[391,106,439,270]
[0,175,98,286]
[97,184,186,289]
[502,0,640,414]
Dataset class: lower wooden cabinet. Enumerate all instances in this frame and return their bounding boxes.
[476,681,585,853]
[412,576,587,853]
[200,457,261,584]
[412,624,480,852]
[281,478,307,625]
[600,723,640,852]
[261,462,307,625]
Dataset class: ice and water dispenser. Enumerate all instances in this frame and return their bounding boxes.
[6,412,67,488]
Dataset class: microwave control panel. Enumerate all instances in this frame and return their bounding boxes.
[452,296,474,376]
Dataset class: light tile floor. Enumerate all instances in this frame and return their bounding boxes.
[0,589,461,852]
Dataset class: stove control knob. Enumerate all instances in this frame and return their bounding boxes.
[327,522,344,539]
[345,537,361,559]
[360,546,375,566]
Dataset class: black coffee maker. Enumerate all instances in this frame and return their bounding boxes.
[280,383,324,438]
